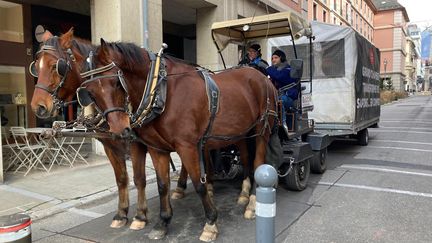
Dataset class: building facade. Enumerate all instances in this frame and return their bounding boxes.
[307,0,376,42]
[372,0,409,92]
[405,37,418,91]
[0,0,305,131]
[407,24,422,91]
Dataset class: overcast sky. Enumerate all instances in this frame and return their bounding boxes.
[397,0,432,29]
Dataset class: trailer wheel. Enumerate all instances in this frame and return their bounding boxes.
[311,148,327,174]
[357,128,369,146]
[282,159,310,191]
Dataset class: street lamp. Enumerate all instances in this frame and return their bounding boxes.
[383,59,388,89]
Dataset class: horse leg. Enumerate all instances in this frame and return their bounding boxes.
[205,148,216,200]
[104,145,129,228]
[148,151,173,240]
[171,164,188,199]
[129,142,148,230]
[244,136,267,220]
[177,145,218,242]
[172,149,215,200]
[237,141,251,206]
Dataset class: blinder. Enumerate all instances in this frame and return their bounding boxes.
[29,61,38,78]
[56,58,70,77]
[29,58,70,78]
[76,87,94,107]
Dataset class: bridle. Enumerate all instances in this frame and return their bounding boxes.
[30,39,75,110]
[79,51,131,118]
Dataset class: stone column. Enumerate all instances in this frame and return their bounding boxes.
[89,0,162,155]
[91,0,162,50]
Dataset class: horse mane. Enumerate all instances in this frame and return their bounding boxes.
[104,42,146,72]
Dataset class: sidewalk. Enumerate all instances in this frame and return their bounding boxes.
[0,151,183,241]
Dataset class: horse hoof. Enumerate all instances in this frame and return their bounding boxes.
[129,219,146,230]
[237,195,249,206]
[148,228,167,240]
[110,219,127,228]
[199,223,218,242]
[171,190,185,200]
[244,209,256,220]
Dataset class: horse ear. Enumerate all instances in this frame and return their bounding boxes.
[41,30,53,42]
[98,38,111,63]
[60,27,74,48]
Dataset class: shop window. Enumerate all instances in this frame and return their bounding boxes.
[0,1,24,43]
[0,65,27,127]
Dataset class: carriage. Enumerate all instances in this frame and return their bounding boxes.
[211,11,331,190]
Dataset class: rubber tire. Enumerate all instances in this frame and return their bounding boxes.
[357,128,369,146]
[282,159,310,191]
[310,148,327,174]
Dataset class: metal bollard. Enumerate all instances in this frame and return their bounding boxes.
[0,213,32,243]
[255,164,278,243]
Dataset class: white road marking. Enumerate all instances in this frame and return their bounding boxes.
[371,139,432,146]
[369,130,432,135]
[68,207,104,218]
[379,119,432,124]
[376,126,432,131]
[318,182,432,198]
[340,165,432,178]
[366,145,432,153]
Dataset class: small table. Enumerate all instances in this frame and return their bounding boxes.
[26,127,72,171]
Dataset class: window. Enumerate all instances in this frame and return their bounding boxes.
[323,10,327,22]
[351,9,354,25]
[0,1,24,43]
[0,65,27,126]
[313,3,317,20]
[333,0,337,10]
[346,3,349,20]
[334,17,337,24]
[340,0,343,15]
[356,14,358,29]
[360,18,363,33]
[361,0,363,9]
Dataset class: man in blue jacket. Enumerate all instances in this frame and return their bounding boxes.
[267,49,298,132]
[239,44,269,75]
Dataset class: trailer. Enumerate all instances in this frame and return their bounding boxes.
[268,21,381,145]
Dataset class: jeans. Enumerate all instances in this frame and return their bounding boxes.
[280,94,294,125]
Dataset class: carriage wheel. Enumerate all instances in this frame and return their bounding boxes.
[310,148,327,174]
[357,128,369,146]
[282,159,310,191]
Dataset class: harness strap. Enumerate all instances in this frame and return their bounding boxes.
[131,51,157,124]
[196,69,220,183]
[81,62,116,78]
[102,107,126,117]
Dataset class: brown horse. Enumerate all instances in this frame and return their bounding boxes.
[29,30,151,230]
[79,39,278,241]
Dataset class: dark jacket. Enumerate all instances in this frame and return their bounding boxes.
[267,62,298,100]
[239,56,269,75]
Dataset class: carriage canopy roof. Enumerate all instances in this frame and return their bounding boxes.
[211,11,311,51]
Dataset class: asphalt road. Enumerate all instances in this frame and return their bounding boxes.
[32,95,432,243]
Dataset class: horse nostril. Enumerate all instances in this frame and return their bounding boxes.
[122,127,132,138]
[37,105,48,116]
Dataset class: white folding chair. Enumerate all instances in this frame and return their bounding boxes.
[9,127,48,176]
[62,125,89,167]
[2,127,25,171]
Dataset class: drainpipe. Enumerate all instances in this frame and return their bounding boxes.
[142,0,149,49]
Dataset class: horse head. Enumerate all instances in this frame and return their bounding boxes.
[30,28,93,119]
[79,38,133,137]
